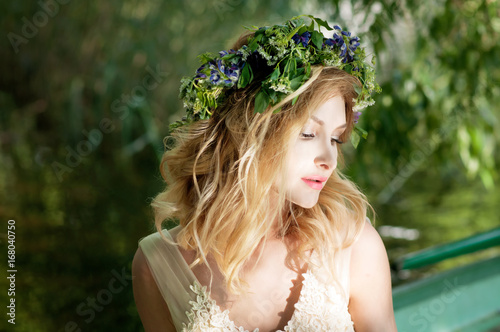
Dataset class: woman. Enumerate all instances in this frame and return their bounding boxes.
[133,15,397,332]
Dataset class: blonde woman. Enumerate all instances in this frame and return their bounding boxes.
[132,16,397,332]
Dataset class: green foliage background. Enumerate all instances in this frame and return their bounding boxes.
[0,0,499,331]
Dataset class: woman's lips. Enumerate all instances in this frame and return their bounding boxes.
[301,176,328,190]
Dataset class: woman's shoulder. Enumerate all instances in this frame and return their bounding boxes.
[350,219,384,256]
[131,226,183,300]
[138,226,181,244]
[349,219,389,278]
[348,219,397,331]
[132,246,151,281]
[132,238,178,331]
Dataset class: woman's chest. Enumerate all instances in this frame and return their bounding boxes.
[178,249,354,332]
[220,262,306,331]
[183,263,354,332]
[182,241,308,331]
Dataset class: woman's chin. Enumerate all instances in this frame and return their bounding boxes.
[292,198,319,209]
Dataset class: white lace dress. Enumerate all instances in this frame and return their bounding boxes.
[139,227,354,332]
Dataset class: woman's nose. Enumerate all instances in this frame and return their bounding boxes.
[314,143,337,170]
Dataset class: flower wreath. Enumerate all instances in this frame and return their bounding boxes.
[173,15,381,147]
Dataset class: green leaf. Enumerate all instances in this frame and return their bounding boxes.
[238,64,253,89]
[305,63,311,76]
[286,24,304,41]
[284,58,297,75]
[270,67,280,81]
[248,33,263,51]
[289,17,305,28]
[268,89,278,103]
[308,19,314,31]
[298,26,308,35]
[242,25,259,31]
[353,83,362,95]
[290,75,304,90]
[292,95,299,105]
[198,52,214,64]
[350,131,360,148]
[221,53,238,60]
[273,107,282,114]
[311,31,324,49]
[254,90,270,113]
[354,126,368,139]
[310,16,333,30]
[284,59,290,73]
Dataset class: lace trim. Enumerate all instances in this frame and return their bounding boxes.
[285,272,354,332]
[182,282,257,332]
[181,270,354,332]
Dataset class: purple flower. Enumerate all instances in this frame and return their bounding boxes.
[339,42,347,58]
[223,64,240,83]
[325,33,345,51]
[217,59,225,72]
[336,34,345,47]
[210,70,220,84]
[350,36,360,43]
[353,112,362,124]
[349,36,360,53]
[326,25,360,63]
[324,38,336,47]
[350,42,360,50]
[205,56,243,85]
[292,31,311,47]
[194,65,207,80]
[228,64,240,76]
[343,36,360,62]
[219,49,238,57]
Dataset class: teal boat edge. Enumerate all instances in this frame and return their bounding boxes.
[397,227,500,270]
[393,255,500,332]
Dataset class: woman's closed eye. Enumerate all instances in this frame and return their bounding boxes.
[301,132,344,146]
[332,137,343,145]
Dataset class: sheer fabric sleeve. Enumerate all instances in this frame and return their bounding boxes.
[139,228,198,332]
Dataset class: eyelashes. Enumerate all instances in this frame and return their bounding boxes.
[332,137,344,145]
[300,133,344,145]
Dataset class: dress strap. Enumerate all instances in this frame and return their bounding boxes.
[139,227,198,332]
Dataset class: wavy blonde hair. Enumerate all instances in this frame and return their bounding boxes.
[151,36,373,297]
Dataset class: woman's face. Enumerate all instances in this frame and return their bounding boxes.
[284,95,347,208]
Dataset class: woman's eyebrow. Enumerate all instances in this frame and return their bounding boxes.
[311,116,347,129]
[311,115,324,126]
